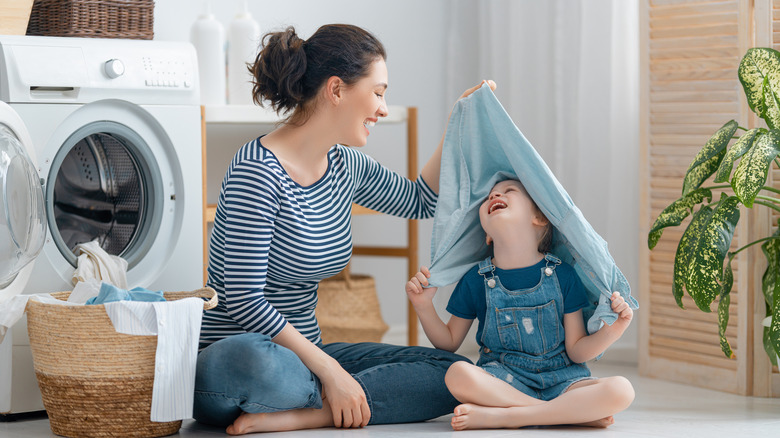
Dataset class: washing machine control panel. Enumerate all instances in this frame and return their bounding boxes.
[0,36,199,105]
[142,56,193,89]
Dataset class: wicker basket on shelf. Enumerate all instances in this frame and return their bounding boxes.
[26,0,154,40]
[25,288,217,438]
[316,265,389,344]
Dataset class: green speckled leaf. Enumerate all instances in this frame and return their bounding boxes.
[761,228,780,365]
[770,302,780,365]
[764,321,778,367]
[733,130,780,207]
[648,188,713,249]
[673,205,713,309]
[739,48,780,129]
[760,228,780,310]
[718,292,734,359]
[714,128,764,183]
[721,253,735,299]
[682,121,737,196]
[764,82,780,131]
[718,254,735,359]
[684,194,741,312]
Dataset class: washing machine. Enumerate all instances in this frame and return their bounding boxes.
[0,36,203,416]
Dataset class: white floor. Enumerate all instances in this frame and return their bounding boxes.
[2,361,779,438]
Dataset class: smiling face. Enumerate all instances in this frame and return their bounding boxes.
[335,58,389,147]
[479,179,548,246]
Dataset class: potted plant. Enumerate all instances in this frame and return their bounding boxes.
[648,47,779,365]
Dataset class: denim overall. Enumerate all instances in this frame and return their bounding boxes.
[476,254,592,401]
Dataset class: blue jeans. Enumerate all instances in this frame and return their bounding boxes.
[193,333,470,427]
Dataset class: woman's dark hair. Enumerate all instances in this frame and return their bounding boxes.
[250,24,386,125]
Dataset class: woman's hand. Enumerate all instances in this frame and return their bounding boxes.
[405,266,437,310]
[459,79,497,100]
[271,325,370,428]
[320,364,371,428]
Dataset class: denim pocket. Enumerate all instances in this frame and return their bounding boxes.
[496,299,561,355]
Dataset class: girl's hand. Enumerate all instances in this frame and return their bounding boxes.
[459,79,497,100]
[610,291,633,323]
[321,366,370,428]
[405,266,437,309]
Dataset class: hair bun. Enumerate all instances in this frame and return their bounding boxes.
[251,27,308,114]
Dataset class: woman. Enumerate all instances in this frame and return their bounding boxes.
[193,23,496,434]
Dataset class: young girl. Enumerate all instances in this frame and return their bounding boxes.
[406,178,635,431]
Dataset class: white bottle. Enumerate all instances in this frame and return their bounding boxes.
[227,0,261,105]
[190,1,226,106]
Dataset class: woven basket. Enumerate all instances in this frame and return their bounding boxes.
[316,266,389,344]
[26,0,154,40]
[25,288,217,438]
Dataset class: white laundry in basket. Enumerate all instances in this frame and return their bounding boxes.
[72,240,128,289]
[104,298,203,422]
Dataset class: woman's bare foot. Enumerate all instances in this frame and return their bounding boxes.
[226,408,332,435]
[576,415,614,428]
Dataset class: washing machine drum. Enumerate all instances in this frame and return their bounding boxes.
[0,126,46,288]
[48,128,159,268]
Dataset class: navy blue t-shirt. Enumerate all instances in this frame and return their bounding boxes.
[446,258,588,346]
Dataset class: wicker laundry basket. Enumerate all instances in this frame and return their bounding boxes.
[26,0,154,40]
[316,266,389,344]
[25,288,217,438]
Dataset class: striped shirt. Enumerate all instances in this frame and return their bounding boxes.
[200,138,437,349]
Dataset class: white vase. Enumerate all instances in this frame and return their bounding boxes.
[190,2,226,106]
[227,0,260,105]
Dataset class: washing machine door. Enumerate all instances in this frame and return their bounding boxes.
[0,102,46,289]
[45,120,163,269]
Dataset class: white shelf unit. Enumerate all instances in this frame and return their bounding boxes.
[200,104,421,346]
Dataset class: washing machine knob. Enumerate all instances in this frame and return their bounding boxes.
[104,59,125,79]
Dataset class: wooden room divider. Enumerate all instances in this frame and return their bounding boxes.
[639,0,779,397]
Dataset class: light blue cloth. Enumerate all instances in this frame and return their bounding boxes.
[429,83,637,334]
[86,282,166,305]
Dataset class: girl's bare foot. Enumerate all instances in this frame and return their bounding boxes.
[226,407,332,435]
[450,404,616,431]
[451,403,515,431]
